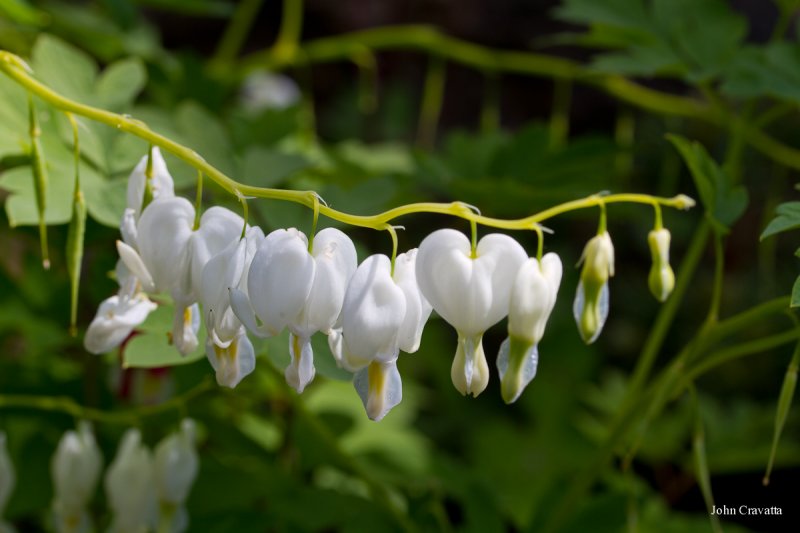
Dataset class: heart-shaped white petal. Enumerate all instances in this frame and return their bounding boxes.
[245,228,315,336]
[508,253,562,344]
[338,254,407,370]
[135,197,195,295]
[416,229,527,336]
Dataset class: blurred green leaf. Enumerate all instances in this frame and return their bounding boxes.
[667,134,748,233]
[761,202,800,240]
[239,147,311,188]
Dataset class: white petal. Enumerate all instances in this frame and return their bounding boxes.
[119,208,138,248]
[353,360,403,421]
[299,227,357,334]
[105,428,156,533]
[52,422,102,516]
[393,248,432,353]
[84,293,157,354]
[339,254,406,366]
[126,147,175,217]
[229,287,273,338]
[172,304,200,355]
[201,238,247,345]
[136,197,195,294]
[153,420,198,507]
[246,228,315,335]
[285,333,316,393]
[205,329,256,388]
[186,207,244,301]
[416,229,526,335]
[116,240,155,293]
[508,253,562,344]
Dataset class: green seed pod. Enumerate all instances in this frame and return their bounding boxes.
[29,97,49,269]
[66,190,87,336]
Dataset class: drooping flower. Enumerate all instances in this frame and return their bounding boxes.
[0,432,15,531]
[329,250,431,420]
[497,253,562,404]
[416,229,527,397]
[153,419,198,533]
[573,231,615,344]
[105,429,156,533]
[200,226,262,388]
[118,198,243,355]
[83,283,157,355]
[647,228,675,302]
[231,227,357,393]
[51,422,102,533]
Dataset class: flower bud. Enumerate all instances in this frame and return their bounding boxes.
[51,422,102,533]
[573,232,614,344]
[105,429,155,533]
[647,228,675,302]
[499,253,562,403]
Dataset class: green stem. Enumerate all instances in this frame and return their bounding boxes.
[480,73,500,134]
[417,54,446,148]
[0,53,695,233]
[210,0,264,68]
[0,377,214,424]
[548,78,571,150]
[193,169,203,230]
[273,0,304,61]
[764,336,800,485]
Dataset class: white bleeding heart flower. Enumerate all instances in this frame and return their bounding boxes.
[231,227,357,393]
[83,290,157,355]
[126,147,175,219]
[154,419,198,533]
[647,228,674,302]
[51,422,102,533]
[329,251,431,421]
[573,231,614,344]
[105,429,156,533]
[118,198,243,355]
[416,229,527,397]
[497,253,562,404]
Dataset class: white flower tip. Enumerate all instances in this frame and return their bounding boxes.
[206,333,255,388]
[451,335,489,397]
[285,334,316,393]
[354,361,402,421]
[497,337,539,404]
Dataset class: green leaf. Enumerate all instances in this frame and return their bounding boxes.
[0,75,29,159]
[31,34,97,104]
[123,304,206,368]
[666,134,748,233]
[240,147,310,188]
[761,202,800,240]
[792,275,800,308]
[96,58,147,110]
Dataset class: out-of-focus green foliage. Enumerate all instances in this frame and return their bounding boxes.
[1,0,799,532]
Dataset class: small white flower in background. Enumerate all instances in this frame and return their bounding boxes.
[498,253,562,404]
[200,226,262,388]
[51,422,102,533]
[105,429,155,533]
[0,432,15,532]
[573,231,615,344]
[240,70,300,113]
[231,227,357,393]
[647,228,675,302]
[329,250,431,421]
[126,147,175,220]
[154,419,199,533]
[416,229,527,397]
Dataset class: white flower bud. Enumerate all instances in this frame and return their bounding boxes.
[573,232,614,344]
[647,228,675,302]
[126,147,175,219]
[154,420,198,508]
[498,253,562,403]
[51,422,102,533]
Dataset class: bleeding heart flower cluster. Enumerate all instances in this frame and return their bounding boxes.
[38,420,198,533]
[85,151,676,421]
